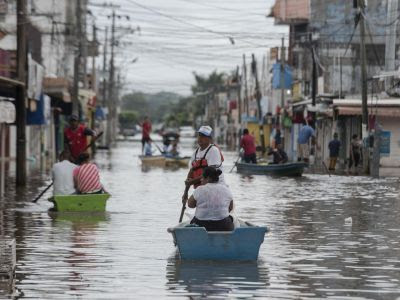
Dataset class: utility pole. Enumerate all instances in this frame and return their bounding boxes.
[311,47,317,110]
[91,24,97,92]
[251,54,266,154]
[107,10,116,147]
[102,27,108,107]
[384,0,398,90]
[16,0,27,186]
[280,37,285,111]
[72,0,82,116]
[82,0,88,89]
[358,0,368,138]
[236,66,242,125]
[279,37,286,148]
[242,54,249,115]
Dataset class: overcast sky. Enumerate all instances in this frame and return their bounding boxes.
[90,0,289,96]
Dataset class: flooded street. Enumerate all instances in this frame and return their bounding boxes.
[2,140,400,299]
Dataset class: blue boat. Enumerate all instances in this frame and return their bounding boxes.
[167,220,268,261]
[236,162,307,177]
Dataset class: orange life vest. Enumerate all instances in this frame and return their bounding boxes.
[190,144,224,188]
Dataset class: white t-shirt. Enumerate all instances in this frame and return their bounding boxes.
[52,160,77,195]
[193,182,233,221]
[190,145,225,183]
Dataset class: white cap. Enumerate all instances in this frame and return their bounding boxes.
[198,125,212,137]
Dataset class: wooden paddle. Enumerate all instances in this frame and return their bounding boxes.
[179,185,190,223]
[229,149,243,173]
[322,161,331,177]
[32,131,104,203]
[153,142,165,155]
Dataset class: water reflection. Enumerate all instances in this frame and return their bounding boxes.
[166,258,269,299]
[1,141,400,299]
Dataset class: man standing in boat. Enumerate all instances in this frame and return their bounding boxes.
[182,126,224,201]
[240,128,257,164]
[139,116,152,154]
[64,114,97,162]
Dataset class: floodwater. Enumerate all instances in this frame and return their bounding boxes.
[1,139,400,299]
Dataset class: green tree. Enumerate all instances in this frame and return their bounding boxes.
[119,111,139,129]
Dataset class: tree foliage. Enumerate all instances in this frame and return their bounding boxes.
[119,71,227,127]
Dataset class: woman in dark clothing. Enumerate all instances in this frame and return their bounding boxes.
[187,167,234,231]
[348,134,361,172]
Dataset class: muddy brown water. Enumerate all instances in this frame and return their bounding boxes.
[1,140,400,299]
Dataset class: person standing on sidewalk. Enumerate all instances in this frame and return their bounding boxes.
[297,120,316,163]
[348,134,362,174]
[240,128,257,164]
[328,133,341,171]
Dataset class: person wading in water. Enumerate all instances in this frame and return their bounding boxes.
[182,126,225,203]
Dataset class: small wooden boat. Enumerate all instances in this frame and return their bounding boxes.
[236,162,307,177]
[165,156,190,168]
[139,155,166,167]
[167,220,268,261]
[49,194,110,212]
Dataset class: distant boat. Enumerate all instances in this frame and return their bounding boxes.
[167,220,268,261]
[140,155,190,168]
[139,155,166,167]
[236,162,307,177]
[49,194,110,212]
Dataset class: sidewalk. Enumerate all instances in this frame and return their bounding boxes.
[0,238,16,293]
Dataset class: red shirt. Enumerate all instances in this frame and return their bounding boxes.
[64,124,88,159]
[73,163,102,193]
[142,121,152,139]
[240,134,256,155]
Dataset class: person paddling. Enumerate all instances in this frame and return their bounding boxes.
[64,114,97,162]
[182,126,224,202]
[187,167,234,231]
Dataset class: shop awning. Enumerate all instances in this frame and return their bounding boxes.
[337,106,400,117]
[43,77,71,102]
[0,75,24,98]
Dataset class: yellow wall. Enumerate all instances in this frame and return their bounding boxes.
[246,122,271,148]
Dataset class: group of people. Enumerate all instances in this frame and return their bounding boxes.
[52,115,105,196]
[239,128,288,165]
[183,125,234,232]
[140,116,181,157]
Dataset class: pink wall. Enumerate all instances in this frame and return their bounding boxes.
[273,0,310,22]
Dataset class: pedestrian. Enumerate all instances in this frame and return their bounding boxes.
[267,144,288,164]
[182,125,224,202]
[52,151,77,195]
[139,116,152,154]
[73,152,105,194]
[328,133,341,171]
[64,114,97,161]
[348,134,361,174]
[240,128,257,164]
[274,128,282,147]
[187,167,234,231]
[297,120,316,163]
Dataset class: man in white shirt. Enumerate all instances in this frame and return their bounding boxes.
[182,125,225,202]
[52,151,77,195]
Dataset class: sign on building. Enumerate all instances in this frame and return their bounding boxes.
[380,131,391,156]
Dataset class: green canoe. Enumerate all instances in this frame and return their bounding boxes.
[49,194,110,212]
